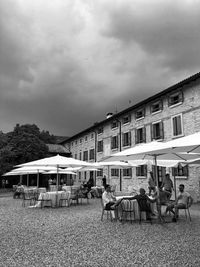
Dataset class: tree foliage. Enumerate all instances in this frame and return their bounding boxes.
[0,124,56,176]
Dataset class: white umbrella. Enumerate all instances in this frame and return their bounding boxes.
[16,154,92,190]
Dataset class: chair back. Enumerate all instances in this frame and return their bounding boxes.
[137,198,150,212]
[121,199,135,211]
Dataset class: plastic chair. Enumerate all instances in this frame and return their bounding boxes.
[70,188,79,205]
[22,191,35,207]
[120,199,135,223]
[59,192,70,207]
[137,198,152,224]
[40,193,52,208]
[101,199,113,221]
[177,199,192,221]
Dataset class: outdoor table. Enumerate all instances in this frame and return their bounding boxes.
[34,191,71,208]
[115,196,157,221]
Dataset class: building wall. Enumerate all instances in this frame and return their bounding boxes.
[63,77,200,201]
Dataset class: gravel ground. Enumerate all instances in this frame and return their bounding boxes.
[1,196,200,267]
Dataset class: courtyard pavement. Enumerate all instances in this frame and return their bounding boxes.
[0,194,200,267]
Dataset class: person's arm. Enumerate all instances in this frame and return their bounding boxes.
[122,196,137,201]
[147,195,156,203]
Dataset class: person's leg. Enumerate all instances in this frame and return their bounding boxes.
[165,203,175,215]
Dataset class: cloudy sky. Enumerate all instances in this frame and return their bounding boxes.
[0,0,200,137]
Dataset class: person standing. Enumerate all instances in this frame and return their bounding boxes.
[102,175,107,189]
[148,171,156,195]
[161,173,173,195]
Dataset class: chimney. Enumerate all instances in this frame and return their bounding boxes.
[106,112,113,119]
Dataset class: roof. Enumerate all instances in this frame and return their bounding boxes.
[60,71,200,143]
[47,144,70,154]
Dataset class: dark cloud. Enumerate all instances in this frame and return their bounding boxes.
[0,0,199,136]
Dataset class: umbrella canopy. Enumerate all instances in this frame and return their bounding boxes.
[16,154,92,168]
[16,155,92,189]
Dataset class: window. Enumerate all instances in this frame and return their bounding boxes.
[111,135,119,150]
[89,149,95,160]
[80,138,82,144]
[71,142,73,147]
[123,168,132,177]
[84,172,87,180]
[97,126,103,135]
[79,172,81,180]
[97,168,103,177]
[79,152,82,160]
[136,108,145,120]
[122,114,131,124]
[75,140,77,145]
[151,121,164,140]
[91,133,94,139]
[83,150,88,161]
[151,100,163,113]
[74,154,77,159]
[171,114,183,137]
[168,90,183,106]
[85,136,88,142]
[136,165,147,177]
[111,120,119,129]
[97,140,103,152]
[172,164,188,177]
[135,127,146,144]
[122,132,131,147]
[111,169,119,177]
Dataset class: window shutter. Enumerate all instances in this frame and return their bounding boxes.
[160,121,164,139]
[111,137,113,149]
[122,133,125,146]
[151,124,154,141]
[128,132,131,146]
[135,129,138,144]
[143,127,146,143]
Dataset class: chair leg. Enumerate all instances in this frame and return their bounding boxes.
[101,210,104,221]
[187,208,191,221]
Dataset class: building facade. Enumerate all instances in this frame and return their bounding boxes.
[61,72,200,201]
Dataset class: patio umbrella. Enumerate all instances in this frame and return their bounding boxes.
[16,154,92,190]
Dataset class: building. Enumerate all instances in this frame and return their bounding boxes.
[61,72,200,201]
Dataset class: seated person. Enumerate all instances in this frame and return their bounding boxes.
[123,188,156,219]
[165,184,193,221]
[102,184,122,218]
[153,187,172,205]
[13,183,24,199]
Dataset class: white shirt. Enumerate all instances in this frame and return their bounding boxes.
[102,191,115,207]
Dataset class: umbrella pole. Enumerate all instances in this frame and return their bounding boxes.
[20,175,22,184]
[37,170,39,188]
[173,174,177,201]
[56,165,59,191]
[154,155,164,223]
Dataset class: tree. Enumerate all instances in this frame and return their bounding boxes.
[0,124,54,176]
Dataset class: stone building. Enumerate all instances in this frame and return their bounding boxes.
[61,72,200,201]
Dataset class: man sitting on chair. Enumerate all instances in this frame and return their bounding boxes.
[102,184,122,218]
[123,188,156,220]
[165,184,193,221]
